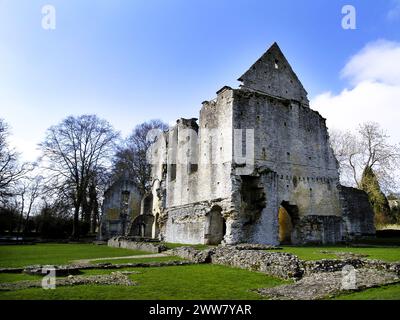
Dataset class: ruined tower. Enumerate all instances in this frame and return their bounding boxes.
[146,42,375,245]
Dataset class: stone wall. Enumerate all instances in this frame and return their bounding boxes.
[302,258,400,276]
[167,245,400,281]
[107,237,167,253]
[168,245,302,279]
[162,199,232,244]
[163,203,209,244]
[339,186,376,239]
[164,96,234,209]
[167,246,213,263]
[210,247,303,279]
[99,177,141,240]
[232,88,342,217]
[238,42,309,105]
[292,216,343,244]
[230,86,343,245]
[149,42,374,246]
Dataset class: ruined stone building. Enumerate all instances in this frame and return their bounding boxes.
[107,43,376,245]
[98,175,141,240]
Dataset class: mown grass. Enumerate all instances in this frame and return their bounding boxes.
[90,256,186,265]
[0,273,42,283]
[162,243,212,250]
[0,244,150,268]
[333,283,400,300]
[0,264,288,300]
[271,246,400,262]
[1,243,400,300]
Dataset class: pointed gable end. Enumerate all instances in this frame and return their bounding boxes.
[238,42,309,105]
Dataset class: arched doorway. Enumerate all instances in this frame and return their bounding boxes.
[204,206,226,245]
[129,214,155,238]
[140,223,146,237]
[278,201,299,244]
[142,193,153,215]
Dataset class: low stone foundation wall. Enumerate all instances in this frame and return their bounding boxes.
[107,237,167,253]
[168,245,303,279]
[167,247,214,263]
[301,259,400,276]
[211,246,303,279]
[23,260,192,276]
[360,259,400,275]
[302,259,365,276]
[167,245,400,281]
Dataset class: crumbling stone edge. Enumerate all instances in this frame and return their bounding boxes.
[1,243,399,285]
[167,245,400,281]
[107,237,168,253]
[0,260,193,276]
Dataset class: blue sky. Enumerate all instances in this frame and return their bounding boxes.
[1,0,400,161]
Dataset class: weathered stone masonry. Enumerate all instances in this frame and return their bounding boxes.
[105,42,376,245]
[98,176,141,240]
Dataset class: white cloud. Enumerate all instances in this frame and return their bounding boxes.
[341,40,400,86]
[311,40,400,145]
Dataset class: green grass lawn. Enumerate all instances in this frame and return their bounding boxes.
[333,283,400,300]
[0,264,288,300]
[0,244,151,268]
[90,256,186,265]
[1,243,400,300]
[163,243,213,250]
[272,246,400,262]
[0,273,42,283]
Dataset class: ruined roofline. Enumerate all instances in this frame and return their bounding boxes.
[176,117,199,126]
[233,87,328,122]
[203,84,325,119]
[237,85,299,104]
[237,42,309,104]
[157,118,199,141]
[237,42,306,88]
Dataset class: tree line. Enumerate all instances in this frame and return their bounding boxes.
[0,116,167,239]
[1,116,399,239]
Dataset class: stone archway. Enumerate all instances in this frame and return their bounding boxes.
[129,214,155,238]
[204,206,226,245]
[139,223,146,237]
[278,201,299,245]
[142,193,153,215]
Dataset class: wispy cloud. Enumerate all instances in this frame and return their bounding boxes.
[341,39,400,86]
[311,40,400,145]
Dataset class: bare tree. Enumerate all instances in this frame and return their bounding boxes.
[39,115,119,239]
[329,130,362,188]
[330,122,400,193]
[0,119,30,201]
[81,167,109,234]
[358,122,400,192]
[113,119,168,196]
[15,175,43,234]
